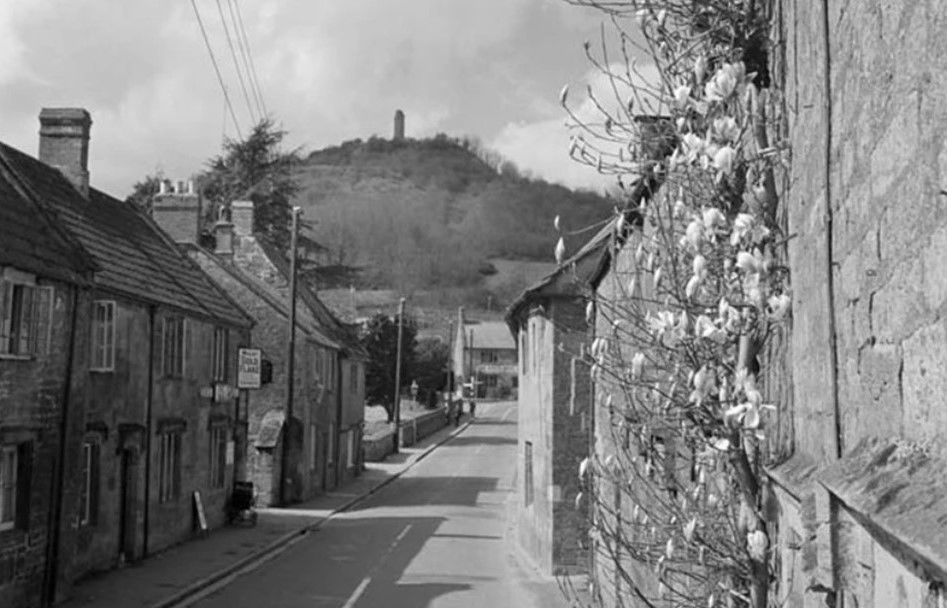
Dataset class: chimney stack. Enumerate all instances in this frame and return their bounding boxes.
[231,200,255,236]
[393,109,405,141]
[152,177,200,243]
[213,212,235,257]
[38,108,92,197]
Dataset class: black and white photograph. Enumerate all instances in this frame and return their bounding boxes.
[0,1,943,607]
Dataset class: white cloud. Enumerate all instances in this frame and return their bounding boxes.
[0,0,620,196]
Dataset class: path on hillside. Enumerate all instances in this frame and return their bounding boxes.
[192,401,568,608]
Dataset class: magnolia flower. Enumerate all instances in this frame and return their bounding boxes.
[684,219,704,250]
[702,207,725,230]
[648,310,676,337]
[693,254,708,278]
[693,55,708,83]
[705,62,745,102]
[735,251,761,274]
[673,199,687,218]
[730,212,755,245]
[673,84,691,108]
[631,352,645,380]
[575,491,585,511]
[767,293,792,320]
[665,538,675,559]
[578,457,590,479]
[585,300,595,323]
[681,132,706,163]
[614,213,626,234]
[713,145,736,174]
[559,84,569,105]
[685,274,701,300]
[653,267,663,290]
[747,530,768,561]
[554,237,566,264]
[554,214,561,232]
[684,517,698,542]
[626,276,637,296]
[693,314,717,340]
[656,8,667,26]
[712,116,740,143]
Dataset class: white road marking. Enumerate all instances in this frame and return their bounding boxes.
[340,524,413,608]
[340,576,371,608]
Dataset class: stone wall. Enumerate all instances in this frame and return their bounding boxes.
[0,279,81,608]
[778,0,947,604]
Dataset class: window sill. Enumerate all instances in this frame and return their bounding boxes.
[0,353,33,361]
[89,368,115,374]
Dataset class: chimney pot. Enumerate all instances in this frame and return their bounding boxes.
[213,220,235,257]
[231,200,255,236]
[38,108,92,197]
[158,180,168,195]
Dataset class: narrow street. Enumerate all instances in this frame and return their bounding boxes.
[192,401,568,608]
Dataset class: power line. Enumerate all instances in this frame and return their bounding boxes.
[226,0,265,119]
[191,0,243,139]
[215,0,257,125]
[231,0,268,117]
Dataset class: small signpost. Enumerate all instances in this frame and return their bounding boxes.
[193,491,208,533]
[237,348,262,389]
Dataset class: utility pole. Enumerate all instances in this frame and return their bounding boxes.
[280,207,301,506]
[392,297,406,454]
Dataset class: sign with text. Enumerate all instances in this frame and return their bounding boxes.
[237,348,262,389]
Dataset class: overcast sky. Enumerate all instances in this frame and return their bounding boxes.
[0,0,636,197]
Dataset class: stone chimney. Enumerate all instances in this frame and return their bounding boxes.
[213,205,235,257]
[231,200,254,236]
[152,179,200,243]
[38,108,92,197]
[393,109,405,141]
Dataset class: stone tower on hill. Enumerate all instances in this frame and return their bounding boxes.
[393,109,405,141]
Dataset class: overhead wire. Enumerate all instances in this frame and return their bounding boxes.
[191,0,243,139]
[231,0,268,116]
[215,0,258,126]
[226,0,265,119]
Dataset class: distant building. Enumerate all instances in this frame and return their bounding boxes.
[451,309,517,399]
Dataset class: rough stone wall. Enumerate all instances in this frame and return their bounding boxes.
[549,298,590,575]
[0,278,80,608]
[780,0,947,603]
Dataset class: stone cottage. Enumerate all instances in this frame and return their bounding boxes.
[180,199,367,506]
[0,108,254,605]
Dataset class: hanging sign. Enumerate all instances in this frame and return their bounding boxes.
[237,348,262,389]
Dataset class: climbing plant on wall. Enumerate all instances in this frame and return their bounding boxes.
[557,1,789,607]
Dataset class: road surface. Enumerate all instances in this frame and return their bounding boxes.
[193,401,569,608]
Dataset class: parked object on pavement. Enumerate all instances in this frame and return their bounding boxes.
[228,481,258,526]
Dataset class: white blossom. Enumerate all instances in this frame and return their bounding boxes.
[747,530,768,561]
[554,237,566,264]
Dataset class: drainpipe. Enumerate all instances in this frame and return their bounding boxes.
[42,285,81,606]
[821,0,841,460]
[335,353,344,481]
[143,305,156,555]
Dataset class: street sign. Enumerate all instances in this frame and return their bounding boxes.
[237,348,262,389]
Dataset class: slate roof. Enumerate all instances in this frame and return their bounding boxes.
[256,239,368,360]
[465,321,516,351]
[0,142,251,327]
[0,152,94,284]
[186,243,341,350]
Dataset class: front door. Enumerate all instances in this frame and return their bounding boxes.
[118,448,139,564]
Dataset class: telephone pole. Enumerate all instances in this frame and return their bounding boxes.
[280,206,301,506]
[392,297,406,454]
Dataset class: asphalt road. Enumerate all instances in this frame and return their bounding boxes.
[193,401,569,608]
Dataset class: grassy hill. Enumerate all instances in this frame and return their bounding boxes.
[294,134,613,308]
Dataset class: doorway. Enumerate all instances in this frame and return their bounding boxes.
[118,448,139,564]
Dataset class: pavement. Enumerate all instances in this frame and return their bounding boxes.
[61,414,475,608]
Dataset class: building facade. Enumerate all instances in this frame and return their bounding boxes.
[182,200,367,506]
[0,108,254,606]
[452,309,517,399]
[505,237,603,576]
